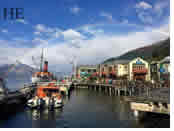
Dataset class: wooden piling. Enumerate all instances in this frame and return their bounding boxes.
[109,87,112,96]
[118,89,120,96]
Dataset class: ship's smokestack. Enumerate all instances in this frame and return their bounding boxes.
[43,61,48,72]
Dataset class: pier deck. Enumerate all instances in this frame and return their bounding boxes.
[74,81,170,115]
[125,88,170,115]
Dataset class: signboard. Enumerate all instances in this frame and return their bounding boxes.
[135,59,143,64]
[80,72,87,75]
[159,68,165,73]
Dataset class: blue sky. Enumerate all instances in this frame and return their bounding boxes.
[0,0,170,73]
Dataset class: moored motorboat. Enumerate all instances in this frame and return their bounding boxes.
[27,83,63,109]
[27,96,45,109]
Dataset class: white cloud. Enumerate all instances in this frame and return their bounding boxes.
[24,24,170,72]
[80,25,104,35]
[135,1,153,24]
[100,12,113,21]
[154,0,169,17]
[62,29,85,40]
[34,24,53,33]
[145,23,170,36]
[1,29,8,33]
[34,31,41,35]
[137,11,153,24]
[34,24,62,39]
[0,47,30,65]
[154,0,169,11]
[135,1,152,9]
[122,19,129,24]
[0,22,169,74]
[16,19,28,24]
[32,38,48,45]
[70,5,81,15]
[135,0,169,24]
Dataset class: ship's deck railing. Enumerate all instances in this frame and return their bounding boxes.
[34,82,72,87]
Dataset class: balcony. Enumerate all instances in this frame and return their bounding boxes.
[92,72,99,76]
[101,72,107,75]
[109,70,117,75]
[132,68,148,74]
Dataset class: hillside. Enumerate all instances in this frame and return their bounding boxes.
[0,63,37,78]
[0,63,39,90]
[103,38,170,63]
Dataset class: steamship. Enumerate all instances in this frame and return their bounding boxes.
[31,49,55,83]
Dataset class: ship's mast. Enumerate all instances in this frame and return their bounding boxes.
[40,48,44,72]
[72,56,77,79]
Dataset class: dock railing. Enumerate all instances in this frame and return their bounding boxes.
[74,80,170,102]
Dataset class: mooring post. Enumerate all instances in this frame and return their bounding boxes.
[99,85,101,92]
[139,87,141,96]
[115,88,117,96]
[158,102,163,111]
[118,89,120,96]
[124,87,127,96]
[146,87,149,97]
[105,87,107,93]
[134,110,139,117]
[129,88,132,96]
[109,87,112,96]
[112,88,114,95]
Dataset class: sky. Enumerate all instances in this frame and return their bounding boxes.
[0,0,170,74]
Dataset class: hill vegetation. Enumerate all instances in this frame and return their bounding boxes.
[103,38,170,63]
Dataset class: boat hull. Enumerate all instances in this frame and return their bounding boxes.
[31,77,41,83]
[27,98,63,109]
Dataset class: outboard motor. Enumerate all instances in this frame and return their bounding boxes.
[27,99,34,107]
[37,98,45,109]
[48,97,55,110]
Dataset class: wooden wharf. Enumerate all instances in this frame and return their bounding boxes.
[73,80,170,116]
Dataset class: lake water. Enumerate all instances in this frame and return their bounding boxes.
[0,88,170,128]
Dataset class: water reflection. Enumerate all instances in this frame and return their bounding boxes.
[26,108,63,128]
[0,88,170,128]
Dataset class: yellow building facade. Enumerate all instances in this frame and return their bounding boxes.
[99,57,151,81]
[128,57,151,81]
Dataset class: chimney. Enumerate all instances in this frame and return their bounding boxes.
[43,61,48,72]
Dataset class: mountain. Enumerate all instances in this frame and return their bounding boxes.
[103,38,170,63]
[0,63,38,90]
[0,63,37,78]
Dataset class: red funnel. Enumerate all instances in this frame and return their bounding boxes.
[43,61,48,72]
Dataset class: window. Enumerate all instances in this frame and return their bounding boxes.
[88,69,91,73]
[114,65,117,69]
[109,67,112,72]
[81,69,85,72]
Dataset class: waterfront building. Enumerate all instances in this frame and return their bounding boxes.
[99,57,151,81]
[99,60,129,79]
[159,56,170,81]
[76,65,98,80]
[150,61,160,82]
[128,57,150,81]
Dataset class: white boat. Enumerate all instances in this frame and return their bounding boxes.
[27,98,38,108]
[44,97,63,109]
[31,76,41,83]
[54,97,63,108]
[27,97,63,109]
[27,97,45,109]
